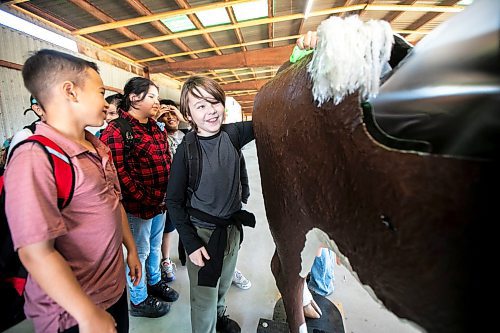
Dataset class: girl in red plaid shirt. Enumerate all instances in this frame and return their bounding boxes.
[101,77,179,318]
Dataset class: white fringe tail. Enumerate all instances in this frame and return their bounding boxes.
[307,16,394,106]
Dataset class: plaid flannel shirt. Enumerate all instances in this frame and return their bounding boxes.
[101,110,171,219]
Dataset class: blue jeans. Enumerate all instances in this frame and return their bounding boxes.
[126,212,165,305]
[308,248,335,296]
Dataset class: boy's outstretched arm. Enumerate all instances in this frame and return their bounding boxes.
[18,240,117,333]
[120,203,141,285]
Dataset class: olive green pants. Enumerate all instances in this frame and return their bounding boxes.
[187,225,240,333]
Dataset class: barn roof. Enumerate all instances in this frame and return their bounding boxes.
[1,0,467,114]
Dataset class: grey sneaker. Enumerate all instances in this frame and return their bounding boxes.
[161,258,176,282]
[232,269,251,290]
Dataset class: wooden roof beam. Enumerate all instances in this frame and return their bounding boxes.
[221,79,269,91]
[225,1,247,52]
[175,0,223,56]
[232,94,257,102]
[138,35,299,63]
[68,0,170,62]
[72,0,254,35]
[125,0,198,61]
[149,45,294,73]
[267,0,273,48]
[104,4,462,50]
[2,0,29,5]
[404,0,461,43]
[105,12,303,50]
[340,0,352,18]
[382,0,417,23]
[223,75,274,85]
[175,67,278,80]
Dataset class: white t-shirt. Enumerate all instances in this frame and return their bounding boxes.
[167,130,185,157]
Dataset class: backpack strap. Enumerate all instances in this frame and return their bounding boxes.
[184,131,202,197]
[110,118,135,160]
[7,135,75,209]
[221,125,241,152]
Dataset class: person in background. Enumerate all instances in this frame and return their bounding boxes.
[100,77,178,319]
[166,76,255,333]
[308,247,336,297]
[303,246,337,319]
[155,99,185,282]
[231,155,252,291]
[5,48,141,333]
[95,93,122,138]
[3,95,45,162]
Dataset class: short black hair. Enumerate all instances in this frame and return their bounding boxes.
[105,93,123,106]
[159,99,177,107]
[22,49,99,108]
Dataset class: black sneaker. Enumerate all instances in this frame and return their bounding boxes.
[130,295,170,318]
[216,309,241,333]
[148,280,179,302]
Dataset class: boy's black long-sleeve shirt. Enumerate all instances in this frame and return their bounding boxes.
[166,121,254,255]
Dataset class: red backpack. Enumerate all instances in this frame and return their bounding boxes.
[0,135,74,331]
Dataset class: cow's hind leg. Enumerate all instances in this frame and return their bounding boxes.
[271,246,307,333]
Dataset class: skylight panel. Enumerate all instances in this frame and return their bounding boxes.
[161,15,196,32]
[233,0,268,22]
[0,9,78,52]
[196,8,231,27]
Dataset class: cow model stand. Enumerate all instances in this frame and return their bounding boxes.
[253,1,500,333]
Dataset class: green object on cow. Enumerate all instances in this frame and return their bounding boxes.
[289,46,314,63]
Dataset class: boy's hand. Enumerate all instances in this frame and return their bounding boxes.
[127,250,142,286]
[297,31,318,50]
[169,105,187,122]
[79,306,117,333]
[189,246,210,267]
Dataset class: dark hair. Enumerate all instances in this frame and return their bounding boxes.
[159,99,177,107]
[179,76,225,132]
[105,93,123,106]
[119,77,159,112]
[22,49,99,109]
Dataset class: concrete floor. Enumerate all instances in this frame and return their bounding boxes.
[5,141,423,333]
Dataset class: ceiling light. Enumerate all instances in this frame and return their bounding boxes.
[233,0,268,22]
[0,9,77,52]
[160,15,196,32]
[196,8,231,27]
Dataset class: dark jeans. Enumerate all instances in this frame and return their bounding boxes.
[61,290,129,333]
